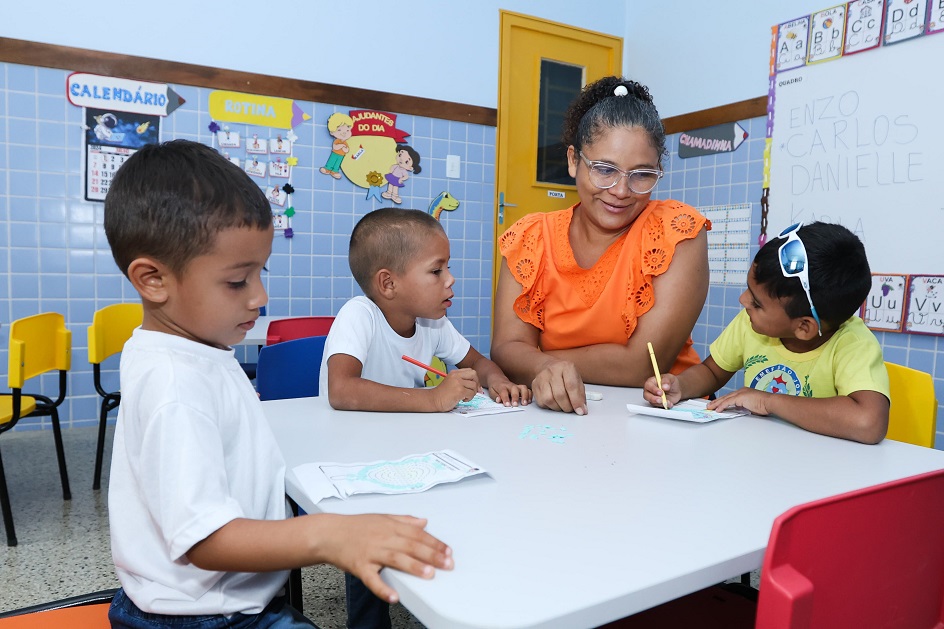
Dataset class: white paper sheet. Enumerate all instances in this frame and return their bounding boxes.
[293,450,487,502]
[626,398,749,423]
[451,392,525,417]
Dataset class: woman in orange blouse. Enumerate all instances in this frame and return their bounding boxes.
[491,76,709,414]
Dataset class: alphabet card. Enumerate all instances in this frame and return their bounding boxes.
[808,4,847,63]
[776,16,810,72]
[860,273,906,332]
[905,275,944,335]
[930,0,944,34]
[884,0,928,44]
[845,0,885,54]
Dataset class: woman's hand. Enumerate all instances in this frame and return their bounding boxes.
[532,359,587,414]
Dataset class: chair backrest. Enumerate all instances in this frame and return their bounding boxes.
[885,362,938,448]
[8,313,71,389]
[755,469,944,629]
[256,335,327,401]
[87,303,143,365]
[266,316,334,345]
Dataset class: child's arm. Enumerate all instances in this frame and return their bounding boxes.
[187,513,453,605]
[708,388,889,444]
[327,353,479,412]
[642,356,735,407]
[457,347,531,407]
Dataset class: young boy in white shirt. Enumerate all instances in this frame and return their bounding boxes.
[321,208,530,628]
[103,140,453,628]
[322,208,530,412]
[644,221,889,444]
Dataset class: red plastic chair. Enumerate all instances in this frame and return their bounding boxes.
[604,468,944,629]
[754,468,944,628]
[265,316,334,345]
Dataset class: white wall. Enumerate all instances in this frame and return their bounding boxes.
[0,0,626,110]
[624,0,833,118]
[2,1,849,117]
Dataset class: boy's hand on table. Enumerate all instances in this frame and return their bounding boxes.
[489,378,531,407]
[531,359,587,415]
[643,374,681,407]
[708,387,770,415]
[320,514,453,604]
[434,368,480,411]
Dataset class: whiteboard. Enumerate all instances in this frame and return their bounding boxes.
[767,32,944,274]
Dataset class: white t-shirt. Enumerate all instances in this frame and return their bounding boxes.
[319,296,471,393]
[109,329,289,615]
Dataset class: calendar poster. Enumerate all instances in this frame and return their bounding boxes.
[84,107,160,202]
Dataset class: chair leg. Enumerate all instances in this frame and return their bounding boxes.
[0,447,17,546]
[287,498,304,613]
[50,408,71,501]
[93,401,109,490]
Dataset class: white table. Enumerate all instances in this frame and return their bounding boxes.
[261,386,944,629]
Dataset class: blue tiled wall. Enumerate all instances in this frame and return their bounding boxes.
[0,62,495,431]
[2,62,942,448]
[655,117,944,448]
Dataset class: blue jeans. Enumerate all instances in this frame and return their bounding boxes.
[108,588,318,628]
[344,574,391,629]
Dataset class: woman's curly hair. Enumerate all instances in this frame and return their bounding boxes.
[561,76,666,163]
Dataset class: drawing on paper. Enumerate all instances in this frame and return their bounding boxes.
[333,455,447,491]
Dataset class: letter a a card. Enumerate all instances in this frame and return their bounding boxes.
[776,16,810,73]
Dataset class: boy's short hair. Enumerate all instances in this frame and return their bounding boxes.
[753,221,871,329]
[104,139,272,277]
[349,208,445,296]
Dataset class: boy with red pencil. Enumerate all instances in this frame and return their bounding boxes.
[319,208,530,413]
[319,208,530,629]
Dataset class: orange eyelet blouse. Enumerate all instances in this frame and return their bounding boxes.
[499,200,707,374]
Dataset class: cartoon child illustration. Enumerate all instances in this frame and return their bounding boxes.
[382,144,422,204]
[319,112,354,179]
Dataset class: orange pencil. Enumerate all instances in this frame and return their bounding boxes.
[401,354,448,378]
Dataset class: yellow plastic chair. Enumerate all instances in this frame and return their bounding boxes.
[0,313,72,546]
[885,362,938,448]
[88,303,143,490]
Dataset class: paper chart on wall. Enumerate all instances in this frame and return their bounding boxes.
[293,450,487,502]
[701,203,752,285]
[626,398,750,423]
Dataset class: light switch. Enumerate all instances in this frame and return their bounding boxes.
[446,154,461,179]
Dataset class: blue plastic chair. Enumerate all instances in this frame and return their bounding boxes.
[256,335,327,401]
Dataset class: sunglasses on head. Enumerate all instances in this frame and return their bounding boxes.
[778,223,822,337]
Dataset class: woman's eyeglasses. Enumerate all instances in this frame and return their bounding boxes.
[778,222,822,336]
[578,152,663,194]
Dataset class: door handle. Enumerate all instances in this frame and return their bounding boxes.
[498,192,517,224]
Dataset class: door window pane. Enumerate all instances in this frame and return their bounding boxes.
[537,60,583,185]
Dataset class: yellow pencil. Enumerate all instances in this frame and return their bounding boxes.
[647,342,668,410]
